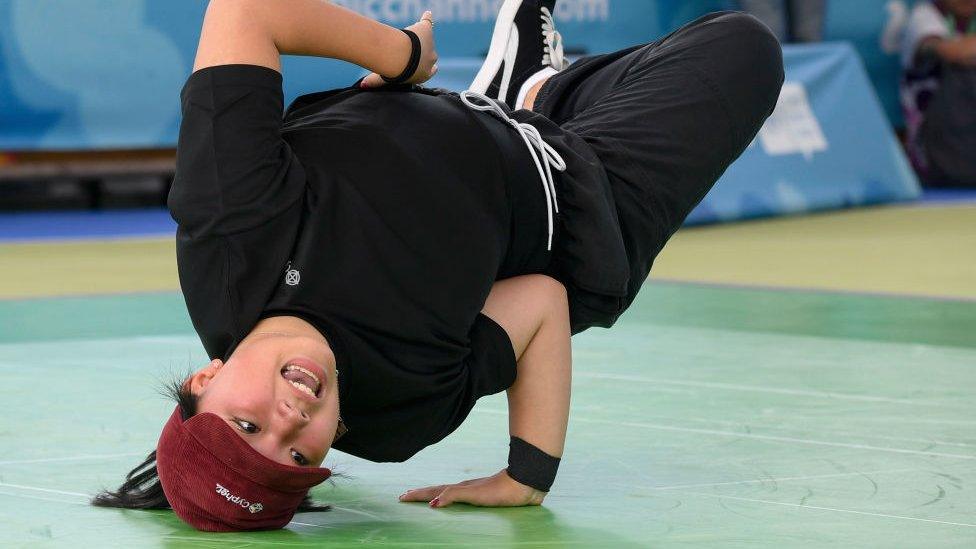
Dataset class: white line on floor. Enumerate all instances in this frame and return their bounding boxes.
[601,417,976,460]
[652,414,975,449]
[0,452,144,466]
[474,409,976,460]
[676,490,976,528]
[608,418,976,460]
[0,481,89,497]
[651,468,920,490]
[575,372,927,405]
[0,490,88,506]
[330,505,382,520]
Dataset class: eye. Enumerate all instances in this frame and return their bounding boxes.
[291,449,309,466]
[234,419,259,434]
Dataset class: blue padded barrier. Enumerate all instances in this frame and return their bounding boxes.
[686,42,921,224]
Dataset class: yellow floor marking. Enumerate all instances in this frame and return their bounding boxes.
[0,204,973,300]
[0,238,177,298]
[654,204,976,300]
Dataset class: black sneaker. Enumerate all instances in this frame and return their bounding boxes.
[468,0,569,109]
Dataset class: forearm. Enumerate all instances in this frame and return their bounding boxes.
[505,302,572,460]
[480,275,572,487]
[193,0,409,76]
[921,36,976,67]
[401,276,570,508]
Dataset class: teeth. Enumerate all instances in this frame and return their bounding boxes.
[289,380,315,396]
[284,364,321,386]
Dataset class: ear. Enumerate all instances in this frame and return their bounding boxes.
[186,359,223,396]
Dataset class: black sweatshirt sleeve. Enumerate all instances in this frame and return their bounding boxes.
[169,64,306,237]
[169,64,306,358]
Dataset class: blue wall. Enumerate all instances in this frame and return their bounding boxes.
[0,0,921,222]
[0,0,914,151]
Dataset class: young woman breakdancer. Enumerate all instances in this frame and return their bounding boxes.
[92,0,783,531]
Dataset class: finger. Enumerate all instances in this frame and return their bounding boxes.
[431,485,482,509]
[360,73,385,89]
[399,485,448,502]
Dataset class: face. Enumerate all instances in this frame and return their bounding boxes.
[188,332,341,468]
[946,0,976,18]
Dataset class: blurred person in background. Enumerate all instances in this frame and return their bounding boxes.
[901,0,976,187]
[736,0,827,43]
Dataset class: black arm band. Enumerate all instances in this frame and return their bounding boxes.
[506,436,561,492]
[381,29,422,84]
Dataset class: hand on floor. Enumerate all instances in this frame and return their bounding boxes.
[399,469,546,508]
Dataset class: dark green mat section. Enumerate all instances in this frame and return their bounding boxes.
[1,283,974,547]
[634,282,976,349]
[3,283,973,348]
[0,292,191,344]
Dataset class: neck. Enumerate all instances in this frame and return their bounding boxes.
[247,315,326,342]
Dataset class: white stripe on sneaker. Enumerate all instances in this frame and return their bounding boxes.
[497,27,520,103]
[469,0,523,93]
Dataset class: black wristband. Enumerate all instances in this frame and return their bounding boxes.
[381,29,422,84]
[506,436,561,492]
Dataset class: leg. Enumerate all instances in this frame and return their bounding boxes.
[737,0,789,42]
[522,78,548,111]
[534,12,784,312]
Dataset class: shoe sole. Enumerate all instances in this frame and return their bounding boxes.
[468,0,523,93]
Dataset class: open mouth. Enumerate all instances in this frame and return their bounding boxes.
[280,363,322,398]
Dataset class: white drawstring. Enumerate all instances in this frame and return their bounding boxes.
[459,90,566,250]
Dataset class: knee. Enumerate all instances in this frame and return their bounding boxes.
[694,12,784,133]
[716,12,785,98]
[716,11,780,49]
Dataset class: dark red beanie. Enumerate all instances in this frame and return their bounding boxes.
[156,407,332,531]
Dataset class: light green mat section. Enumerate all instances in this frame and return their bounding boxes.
[1,285,974,547]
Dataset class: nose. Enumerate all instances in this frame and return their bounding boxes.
[278,399,310,426]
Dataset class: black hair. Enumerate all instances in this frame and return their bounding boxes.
[91,376,331,513]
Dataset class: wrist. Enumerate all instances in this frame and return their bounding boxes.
[378,26,413,78]
[506,436,561,493]
[501,470,547,505]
